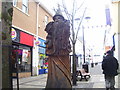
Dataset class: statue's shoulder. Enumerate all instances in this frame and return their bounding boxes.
[45,21,54,32]
[47,22,54,26]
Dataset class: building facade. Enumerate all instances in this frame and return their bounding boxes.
[111,0,120,88]
[11,0,52,78]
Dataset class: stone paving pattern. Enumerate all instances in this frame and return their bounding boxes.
[13,63,118,89]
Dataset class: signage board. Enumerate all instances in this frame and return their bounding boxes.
[11,27,20,42]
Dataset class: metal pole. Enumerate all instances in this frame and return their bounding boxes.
[16,52,19,90]
[82,26,86,63]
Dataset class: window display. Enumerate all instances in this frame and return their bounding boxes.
[12,46,31,73]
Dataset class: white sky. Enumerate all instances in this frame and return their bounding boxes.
[40,0,112,58]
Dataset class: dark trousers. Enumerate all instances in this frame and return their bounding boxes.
[104,75,115,90]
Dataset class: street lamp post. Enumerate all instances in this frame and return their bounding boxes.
[82,17,91,64]
[82,17,91,73]
[82,26,86,63]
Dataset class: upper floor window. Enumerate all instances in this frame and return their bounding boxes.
[22,0,28,13]
[13,0,17,7]
[45,15,49,26]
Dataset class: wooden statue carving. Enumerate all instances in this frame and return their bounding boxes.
[45,14,72,88]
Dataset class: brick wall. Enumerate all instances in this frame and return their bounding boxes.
[12,0,37,34]
[12,0,53,40]
[38,6,53,39]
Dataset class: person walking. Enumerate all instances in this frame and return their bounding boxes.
[102,50,119,90]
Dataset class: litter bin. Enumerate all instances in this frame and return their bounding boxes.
[91,63,94,67]
[82,63,89,73]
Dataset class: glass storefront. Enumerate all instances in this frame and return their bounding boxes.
[11,27,34,77]
[37,38,48,74]
[38,47,48,69]
[12,45,32,73]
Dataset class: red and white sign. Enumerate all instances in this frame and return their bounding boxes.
[20,32,34,46]
[11,28,17,40]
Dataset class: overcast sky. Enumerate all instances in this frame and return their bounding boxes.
[40,0,111,25]
[40,0,112,57]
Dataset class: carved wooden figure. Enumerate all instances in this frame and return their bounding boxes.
[45,14,72,88]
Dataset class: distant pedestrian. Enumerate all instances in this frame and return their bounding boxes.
[102,50,119,90]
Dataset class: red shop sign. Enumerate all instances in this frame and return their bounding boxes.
[20,32,34,46]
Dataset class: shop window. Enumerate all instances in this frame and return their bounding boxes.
[11,49,22,73]
[38,54,48,69]
[39,47,45,54]
[45,15,49,26]
[11,48,31,73]
[21,49,31,72]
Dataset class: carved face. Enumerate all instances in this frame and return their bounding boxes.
[54,16,64,23]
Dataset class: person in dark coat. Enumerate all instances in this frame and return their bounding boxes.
[102,50,119,90]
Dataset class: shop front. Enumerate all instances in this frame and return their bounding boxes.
[37,38,48,74]
[11,27,34,78]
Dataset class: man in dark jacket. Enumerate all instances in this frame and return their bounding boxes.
[102,50,119,90]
